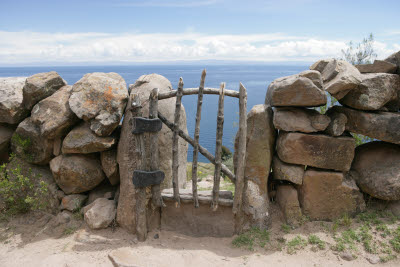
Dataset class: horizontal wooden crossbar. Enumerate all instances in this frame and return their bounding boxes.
[158,112,236,184]
[158,87,240,100]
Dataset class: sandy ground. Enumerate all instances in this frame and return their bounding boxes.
[1,206,400,267]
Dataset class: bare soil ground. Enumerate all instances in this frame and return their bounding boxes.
[1,202,400,267]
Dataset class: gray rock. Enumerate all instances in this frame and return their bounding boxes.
[366,255,380,265]
[355,60,397,74]
[320,60,362,100]
[350,141,400,200]
[272,155,304,185]
[60,194,88,211]
[340,251,355,261]
[108,248,140,267]
[384,50,400,74]
[298,70,323,89]
[62,122,116,154]
[49,154,106,194]
[11,117,54,165]
[387,200,400,217]
[234,104,276,228]
[0,124,15,163]
[0,77,29,124]
[101,149,119,185]
[310,59,332,73]
[30,85,79,138]
[276,185,302,226]
[265,74,327,107]
[277,131,355,172]
[69,72,128,136]
[273,107,330,133]
[339,73,400,110]
[324,108,347,136]
[117,74,188,233]
[298,168,365,220]
[23,71,66,110]
[331,106,400,145]
[84,198,116,229]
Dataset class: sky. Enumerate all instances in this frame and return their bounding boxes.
[0,0,399,66]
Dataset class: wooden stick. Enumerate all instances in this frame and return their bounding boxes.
[158,112,236,183]
[149,88,165,209]
[233,83,247,215]
[158,87,239,100]
[191,69,206,208]
[172,78,184,207]
[132,94,147,242]
[212,83,225,211]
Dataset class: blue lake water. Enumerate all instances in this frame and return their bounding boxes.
[0,64,308,162]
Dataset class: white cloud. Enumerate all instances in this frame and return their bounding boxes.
[0,31,397,65]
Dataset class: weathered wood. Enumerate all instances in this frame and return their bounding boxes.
[133,170,165,188]
[191,69,206,208]
[132,117,162,134]
[172,78,184,207]
[149,88,165,208]
[158,87,239,100]
[212,83,225,211]
[131,94,147,242]
[233,83,247,215]
[161,193,233,207]
[158,112,236,183]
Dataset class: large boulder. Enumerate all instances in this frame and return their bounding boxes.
[331,106,400,145]
[100,149,119,185]
[276,131,355,172]
[30,85,79,138]
[350,142,400,200]
[272,155,304,185]
[276,185,302,225]
[324,108,347,136]
[384,50,400,74]
[117,74,188,233]
[0,77,29,124]
[0,124,15,163]
[298,169,365,220]
[23,71,66,110]
[339,73,400,111]
[265,73,327,107]
[84,198,116,230]
[273,107,330,133]
[6,157,60,214]
[69,72,128,136]
[62,122,116,154]
[355,60,397,74]
[234,104,276,228]
[313,59,362,100]
[11,117,54,165]
[49,154,105,194]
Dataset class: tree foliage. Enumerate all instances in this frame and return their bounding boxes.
[341,33,377,65]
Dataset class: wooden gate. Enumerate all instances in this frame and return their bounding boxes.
[131,70,247,241]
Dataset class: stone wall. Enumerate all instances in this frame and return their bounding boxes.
[1,50,400,235]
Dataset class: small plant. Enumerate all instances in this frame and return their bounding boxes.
[232,227,270,251]
[281,223,291,234]
[389,226,400,253]
[63,226,77,236]
[341,33,377,65]
[287,235,307,254]
[308,234,326,250]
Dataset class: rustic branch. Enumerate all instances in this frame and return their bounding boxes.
[158,112,236,183]
[233,83,247,215]
[212,83,225,211]
[191,69,206,208]
[158,87,239,99]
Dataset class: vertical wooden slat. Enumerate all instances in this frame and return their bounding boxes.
[211,82,225,211]
[149,88,165,208]
[233,82,247,214]
[172,78,184,207]
[191,69,206,208]
[132,94,147,242]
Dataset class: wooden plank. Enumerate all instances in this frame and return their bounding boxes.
[158,112,236,183]
[131,94,147,242]
[158,87,239,100]
[212,83,225,211]
[131,117,162,134]
[132,170,165,188]
[233,83,247,215]
[172,78,184,207]
[191,69,206,208]
[149,88,165,208]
